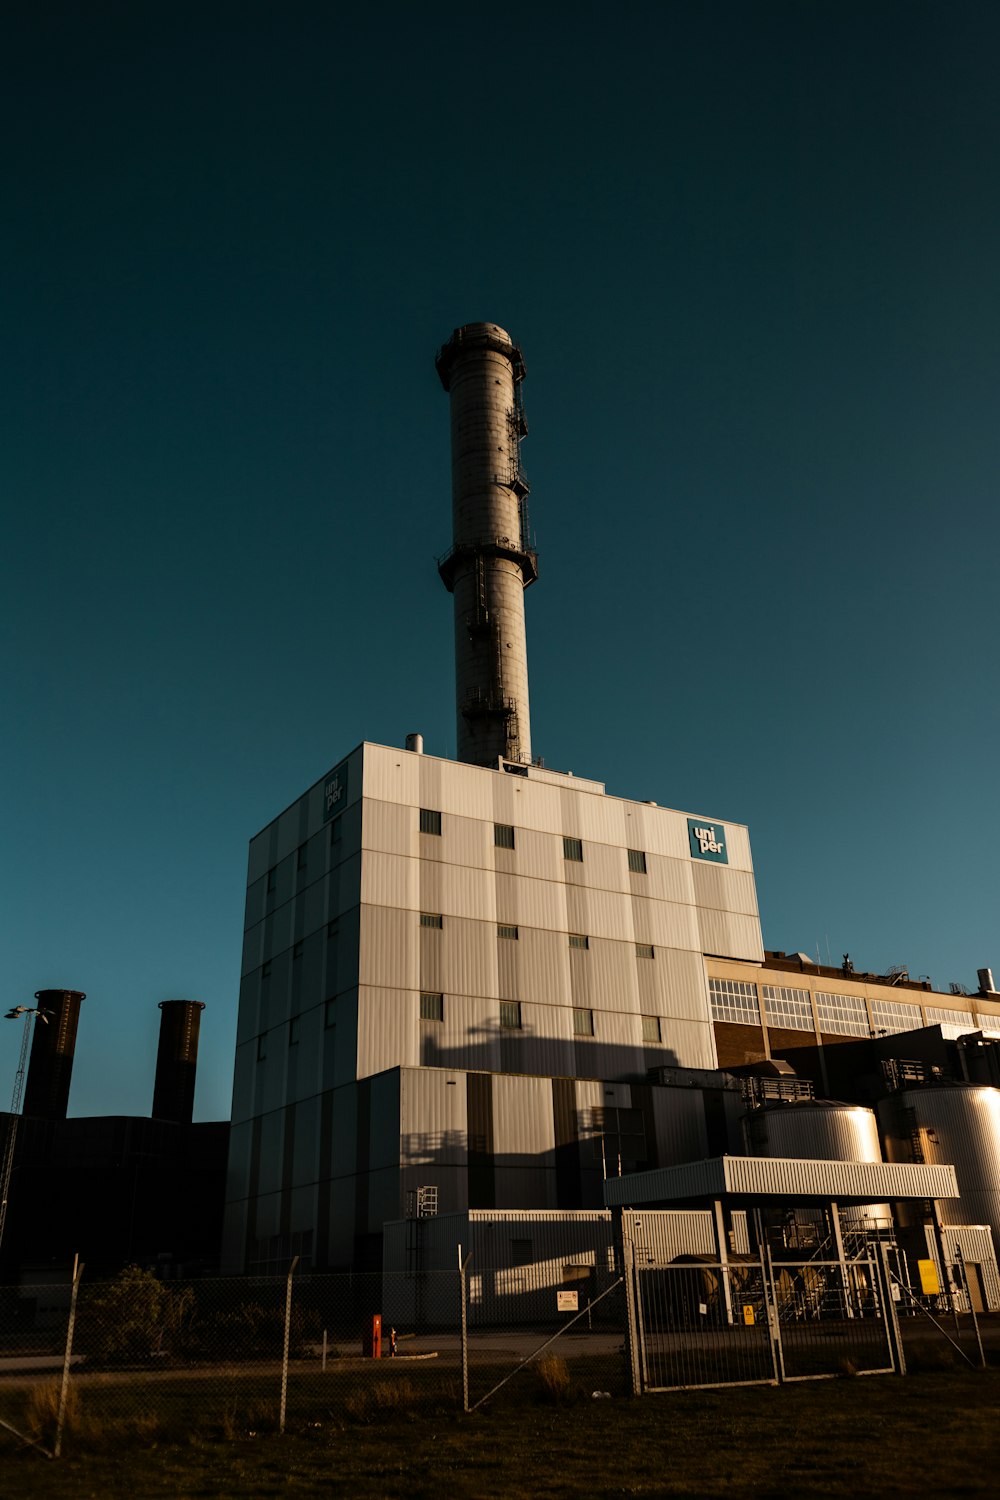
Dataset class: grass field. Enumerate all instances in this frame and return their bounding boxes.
[2,1365,999,1499]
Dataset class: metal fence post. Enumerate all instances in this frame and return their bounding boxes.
[877,1243,906,1376]
[279,1255,300,1434]
[622,1238,642,1396]
[54,1255,83,1458]
[956,1244,986,1369]
[458,1243,471,1413]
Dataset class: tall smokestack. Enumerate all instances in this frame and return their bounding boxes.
[436,323,537,767]
[152,999,205,1124]
[22,989,86,1120]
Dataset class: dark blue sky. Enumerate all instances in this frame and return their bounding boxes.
[4,2,999,1119]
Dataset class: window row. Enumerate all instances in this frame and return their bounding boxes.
[264,817,345,895]
[420,810,648,876]
[266,817,650,892]
[708,978,978,1040]
[416,995,663,1041]
[262,924,657,974]
[418,919,655,956]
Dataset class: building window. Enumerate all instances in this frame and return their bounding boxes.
[498,923,519,940]
[636,943,655,959]
[708,977,761,1025]
[569,933,589,950]
[494,823,516,849]
[924,1005,976,1040]
[420,912,443,929]
[500,1000,522,1030]
[266,867,277,893]
[420,992,444,1021]
[420,808,442,836]
[761,985,814,1031]
[324,998,336,1029]
[869,998,923,1035]
[257,1033,267,1061]
[628,849,647,874]
[573,1007,594,1037]
[289,1017,300,1046]
[641,1014,661,1043]
[563,836,583,862]
[293,940,303,960]
[296,843,308,870]
[814,991,869,1037]
[330,816,342,847]
[261,961,272,980]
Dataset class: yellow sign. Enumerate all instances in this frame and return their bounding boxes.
[742,1304,755,1326]
[917,1259,940,1295]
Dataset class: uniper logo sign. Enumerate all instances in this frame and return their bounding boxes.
[688,818,728,864]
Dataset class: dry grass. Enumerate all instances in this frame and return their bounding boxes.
[534,1356,571,1403]
[345,1377,418,1422]
[3,1365,999,1497]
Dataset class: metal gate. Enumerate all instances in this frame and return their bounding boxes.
[624,1245,901,1393]
[767,1252,896,1381]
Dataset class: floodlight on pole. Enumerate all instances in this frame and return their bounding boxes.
[0,1004,54,1252]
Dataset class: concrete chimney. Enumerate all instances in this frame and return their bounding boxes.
[23,989,86,1120]
[152,999,205,1124]
[436,323,537,767]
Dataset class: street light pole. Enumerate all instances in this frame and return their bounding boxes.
[0,1005,52,1251]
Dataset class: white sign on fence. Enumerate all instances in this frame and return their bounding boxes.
[557,1291,579,1312]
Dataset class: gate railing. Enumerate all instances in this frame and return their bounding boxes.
[623,1242,903,1393]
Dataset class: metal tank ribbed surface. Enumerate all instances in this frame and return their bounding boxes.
[879,1086,1000,1257]
[747,1101,889,1229]
[436,322,537,768]
[748,1101,883,1162]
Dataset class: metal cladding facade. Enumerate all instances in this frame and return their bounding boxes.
[223,738,762,1271]
[436,324,537,768]
[152,999,206,1125]
[22,989,86,1121]
[880,1085,1000,1259]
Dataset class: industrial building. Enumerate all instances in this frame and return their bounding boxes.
[222,323,1000,1311]
[0,992,227,1280]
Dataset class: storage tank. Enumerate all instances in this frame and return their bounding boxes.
[746,1101,883,1162]
[745,1101,889,1230]
[878,1086,1000,1258]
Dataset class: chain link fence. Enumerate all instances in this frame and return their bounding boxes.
[0,1262,630,1455]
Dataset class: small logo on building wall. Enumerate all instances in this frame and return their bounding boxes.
[323,761,349,821]
[688,817,728,864]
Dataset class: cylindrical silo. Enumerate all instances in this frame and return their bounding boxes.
[746,1101,890,1230]
[436,323,538,768]
[748,1101,883,1163]
[22,989,86,1120]
[878,1086,1000,1259]
[152,999,206,1124]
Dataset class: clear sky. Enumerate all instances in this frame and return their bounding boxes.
[4,2,999,1121]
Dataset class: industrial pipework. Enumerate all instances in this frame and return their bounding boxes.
[152,999,206,1125]
[436,323,537,767]
[22,989,86,1120]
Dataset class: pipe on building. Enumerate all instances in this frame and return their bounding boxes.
[436,322,537,768]
[23,990,86,1120]
[152,1000,206,1125]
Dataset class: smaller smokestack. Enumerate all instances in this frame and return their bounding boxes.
[405,733,424,754]
[978,968,996,995]
[152,1000,205,1125]
[23,990,86,1120]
